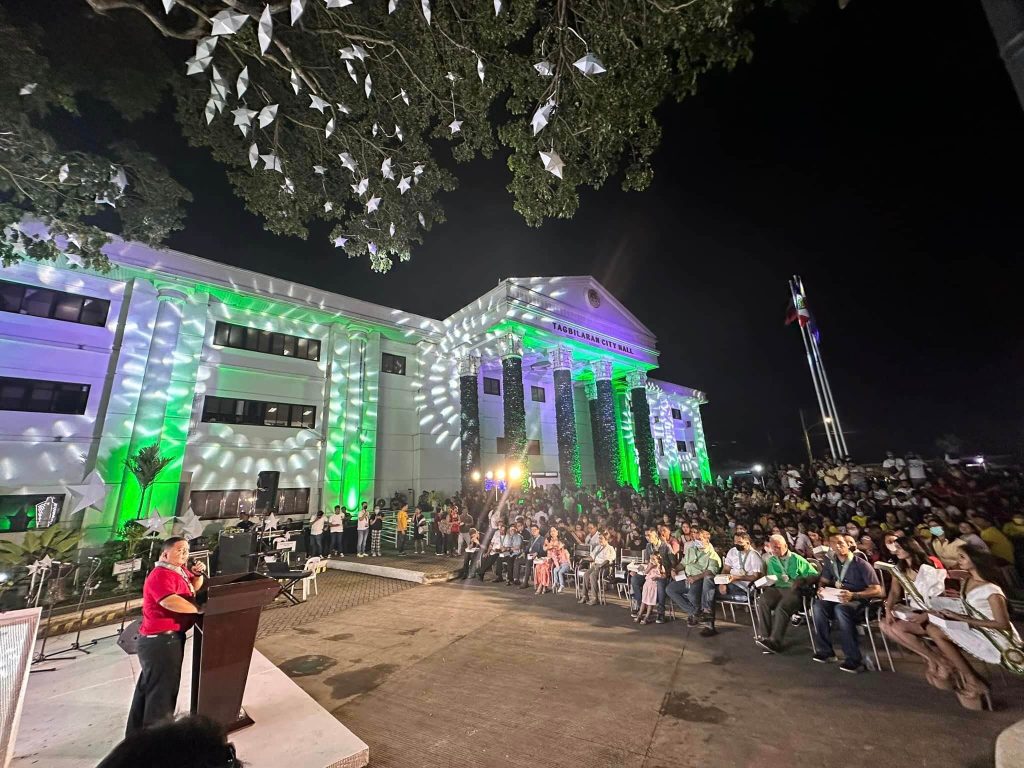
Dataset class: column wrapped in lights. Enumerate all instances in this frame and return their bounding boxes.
[584,379,604,486]
[550,345,581,489]
[458,353,481,493]
[627,370,659,489]
[689,391,713,485]
[500,334,528,483]
[592,359,621,487]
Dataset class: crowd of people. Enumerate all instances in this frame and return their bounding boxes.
[414,453,1024,710]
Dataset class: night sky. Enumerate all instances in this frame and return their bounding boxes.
[83,2,1024,467]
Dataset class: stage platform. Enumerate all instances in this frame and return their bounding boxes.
[325,552,462,584]
[12,625,368,768]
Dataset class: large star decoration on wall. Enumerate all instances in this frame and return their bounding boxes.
[136,509,171,536]
[65,470,109,515]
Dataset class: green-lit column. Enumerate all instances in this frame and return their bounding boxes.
[321,324,353,510]
[500,333,527,477]
[550,345,581,489]
[613,379,639,489]
[110,286,189,533]
[627,371,659,489]
[458,353,481,493]
[689,392,713,485]
[338,326,380,512]
[146,291,210,518]
[584,380,604,485]
[592,360,620,487]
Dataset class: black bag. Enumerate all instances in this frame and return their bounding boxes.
[116,618,143,655]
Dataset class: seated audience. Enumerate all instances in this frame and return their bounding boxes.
[666,529,722,630]
[756,534,819,654]
[704,531,764,636]
[579,533,616,606]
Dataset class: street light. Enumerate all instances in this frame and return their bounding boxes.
[508,464,522,481]
[752,464,765,488]
[471,470,481,482]
[485,470,493,480]
[496,468,506,481]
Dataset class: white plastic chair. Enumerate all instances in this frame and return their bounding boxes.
[300,556,326,600]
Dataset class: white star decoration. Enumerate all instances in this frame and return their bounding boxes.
[258,103,278,128]
[449,118,462,134]
[339,152,358,173]
[333,235,348,247]
[397,176,411,194]
[351,177,369,195]
[539,149,564,178]
[237,66,249,98]
[573,53,607,76]
[137,509,170,535]
[309,94,328,112]
[178,507,205,540]
[66,470,109,515]
[366,196,381,213]
[210,9,248,36]
[258,5,273,54]
[531,100,555,135]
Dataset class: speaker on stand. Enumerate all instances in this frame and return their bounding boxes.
[256,470,280,517]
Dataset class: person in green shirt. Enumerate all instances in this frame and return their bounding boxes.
[755,534,819,654]
[666,530,722,629]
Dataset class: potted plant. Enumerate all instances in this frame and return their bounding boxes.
[125,444,172,520]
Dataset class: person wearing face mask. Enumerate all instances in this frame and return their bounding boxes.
[811,534,884,672]
[703,532,764,637]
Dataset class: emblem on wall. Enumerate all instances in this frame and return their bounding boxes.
[586,288,601,309]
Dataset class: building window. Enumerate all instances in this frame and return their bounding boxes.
[0,279,110,327]
[657,438,664,456]
[0,377,90,415]
[483,377,501,396]
[530,386,545,402]
[190,487,310,520]
[381,352,407,376]
[496,437,541,456]
[671,407,682,420]
[685,420,692,428]
[676,440,688,454]
[653,415,659,423]
[201,396,316,429]
[212,321,320,361]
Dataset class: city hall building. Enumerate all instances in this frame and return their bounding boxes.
[0,236,711,545]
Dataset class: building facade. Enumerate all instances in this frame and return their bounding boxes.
[0,238,711,545]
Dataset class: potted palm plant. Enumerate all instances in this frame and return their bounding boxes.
[125,444,172,520]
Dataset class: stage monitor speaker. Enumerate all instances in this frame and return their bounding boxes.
[255,471,279,513]
[215,531,256,576]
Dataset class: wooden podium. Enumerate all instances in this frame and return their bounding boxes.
[191,572,280,732]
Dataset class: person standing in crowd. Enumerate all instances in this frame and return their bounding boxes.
[356,504,370,557]
[458,505,474,555]
[447,504,461,557]
[412,505,428,554]
[811,534,883,672]
[395,503,409,556]
[756,534,819,655]
[328,505,345,557]
[370,505,384,556]
[434,502,449,556]
[308,511,326,557]
[126,537,205,735]
[635,554,667,625]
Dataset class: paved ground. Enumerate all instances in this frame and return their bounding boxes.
[257,579,1024,768]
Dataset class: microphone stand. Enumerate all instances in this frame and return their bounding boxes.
[31,562,77,671]
[49,557,103,656]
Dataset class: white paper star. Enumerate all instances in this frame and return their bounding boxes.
[324,201,334,212]
[162,0,175,13]
[534,60,554,77]
[210,9,248,36]
[236,66,249,98]
[232,107,257,134]
[388,0,399,12]
[539,149,564,178]
[291,0,306,25]
[477,57,485,82]
[326,0,353,6]
[531,99,554,135]
[389,221,396,236]
[351,177,369,195]
[137,509,170,535]
[313,164,326,175]
[421,0,431,24]
[325,117,335,138]
[258,5,273,54]
[368,241,378,255]
[19,83,37,96]
[203,98,218,124]
[494,0,502,14]
[66,470,109,515]
[333,235,348,247]
[446,71,457,83]
[186,38,218,75]
[264,512,279,530]
[261,153,283,172]
[345,61,358,84]
[64,252,85,269]
[249,143,260,168]
[337,102,351,114]
[178,507,205,540]
[281,177,295,194]
[258,103,278,128]
[371,122,379,136]
[364,73,373,98]
[366,196,381,213]
[339,152,357,173]
[418,211,426,226]
[397,176,411,194]
[449,118,462,134]
[309,94,329,112]
[381,157,395,180]
[67,232,82,249]
[413,163,424,176]
[290,69,302,95]
[58,163,69,183]
[394,124,404,142]
[573,53,606,76]
[398,89,409,106]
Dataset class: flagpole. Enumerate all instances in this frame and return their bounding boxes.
[789,277,837,459]
[798,276,849,457]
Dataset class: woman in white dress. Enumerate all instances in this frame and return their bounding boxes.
[925,545,1022,709]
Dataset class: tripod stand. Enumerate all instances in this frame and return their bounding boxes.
[47,557,102,656]
[30,562,78,671]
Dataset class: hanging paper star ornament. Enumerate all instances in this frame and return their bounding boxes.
[258,5,273,54]
[539,149,564,178]
[389,222,396,236]
[399,89,409,106]
[313,164,327,175]
[186,37,217,75]
[19,83,37,96]
[249,143,260,168]
[58,163,69,183]
[339,152,357,173]
[351,177,369,195]
[324,201,333,212]
[413,163,424,176]
[232,107,257,135]
[366,196,382,213]
[477,57,485,82]
[210,9,248,36]
[264,512,279,531]
[337,102,351,114]
[66,470,109,515]
[531,99,555,135]
[162,0,175,12]
[178,507,205,540]
[309,94,329,112]
[364,74,373,98]
[333,235,348,247]
[573,53,606,76]
[326,0,353,6]
[418,211,426,226]
[449,118,462,134]
[64,252,85,269]
[397,176,411,194]
[345,60,358,83]
[261,153,283,172]
[381,157,395,180]
[291,0,306,25]
[281,177,295,194]
[258,104,278,128]
[421,0,431,24]
[494,0,502,15]
[388,0,399,13]
[394,124,404,141]
[290,70,302,95]
[138,509,170,535]
[325,117,335,138]
[534,60,554,77]
[236,66,249,98]
[371,122,379,137]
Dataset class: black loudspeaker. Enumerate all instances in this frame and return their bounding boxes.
[215,531,256,576]
[256,471,280,513]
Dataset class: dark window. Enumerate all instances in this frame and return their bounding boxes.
[190,487,311,520]
[676,441,688,454]
[685,420,692,428]
[381,352,406,376]
[530,386,545,402]
[496,436,507,454]
[212,321,320,361]
[483,377,501,396]
[0,377,89,414]
[0,279,109,327]
[671,407,682,421]
[653,415,660,423]
[201,395,316,428]
[527,439,541,456]
[657,438,664,456]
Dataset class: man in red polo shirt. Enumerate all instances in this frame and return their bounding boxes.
[126,536,205,735]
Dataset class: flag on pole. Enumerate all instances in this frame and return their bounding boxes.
[785,290,820,343]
